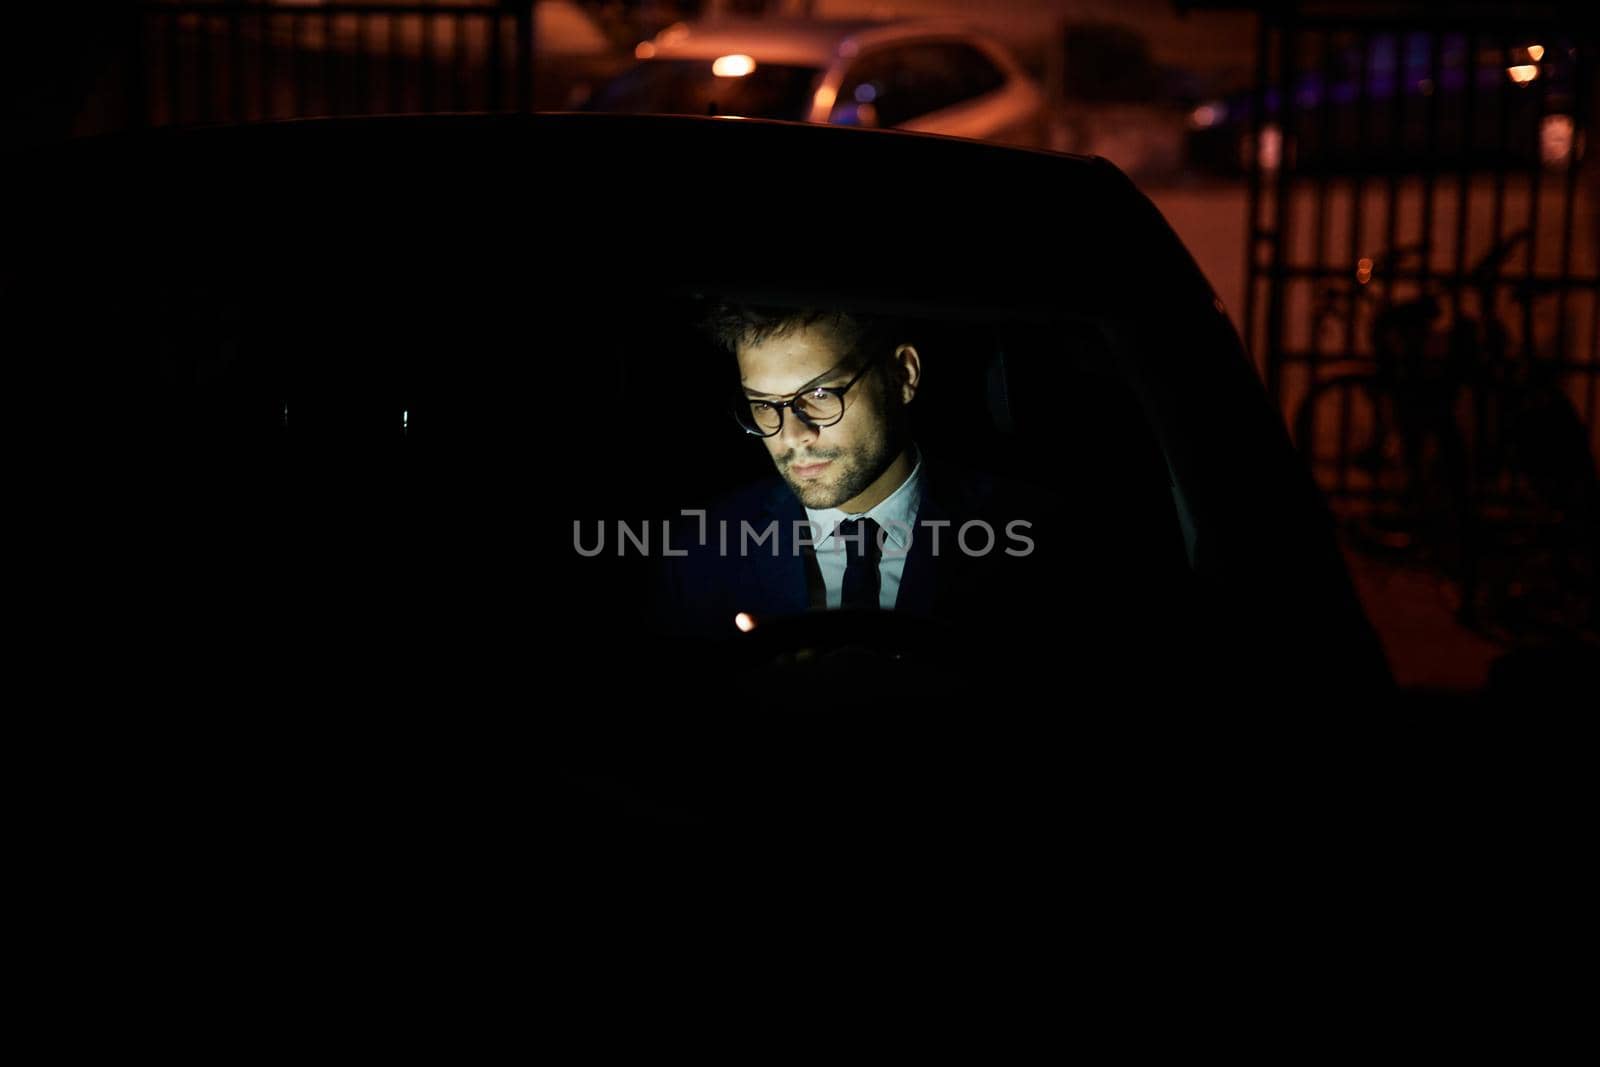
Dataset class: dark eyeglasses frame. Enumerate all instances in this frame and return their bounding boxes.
[734,357,878,438]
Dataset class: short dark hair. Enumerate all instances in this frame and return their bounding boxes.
[702,304,907,369]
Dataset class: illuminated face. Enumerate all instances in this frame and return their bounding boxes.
[736,322,918,512]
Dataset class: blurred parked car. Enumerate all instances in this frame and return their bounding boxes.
[1045,21,1202,179]
[580,17,1046,147]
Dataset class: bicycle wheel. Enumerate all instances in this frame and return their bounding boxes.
[1293,373,1418,552]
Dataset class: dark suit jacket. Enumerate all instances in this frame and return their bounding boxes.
[656,458,1109,642]
[649,453,1397,700]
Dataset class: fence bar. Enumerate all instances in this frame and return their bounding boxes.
[1242,12,1271,378]
[1522,36,1551,361]
[1311,30,1335,354]
[129,9,148,128]
[1488,32,1512,294]
[516,1,533,113]
[356,14,371,115]
[228,7,243,122]
[258,9,272,120]
[452,12,467,111]
[422,8,436,113]
[1378,34,1403,322]
[1303,29,1335,464]
[488,11,503,110]
[290,13,304,116]
[1418,29,1442,278]
[1265,19,1299,409]
[1338,31,1376,492]
[322,6,336,116]
[1452,29,1479,323]
[1344,29,1373,361]
[166,13,181,126]
[388,11,402,114]
[1554,43,1583,365]
[1589,286,1599,429]
[196,15,213,124]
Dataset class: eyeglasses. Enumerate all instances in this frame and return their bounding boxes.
[734,357,878,438]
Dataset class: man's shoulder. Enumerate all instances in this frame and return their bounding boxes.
[920,456,1066,522]
[703,474,795,522]
[665,474,803,562]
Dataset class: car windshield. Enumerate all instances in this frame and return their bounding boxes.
[585,59,823,120]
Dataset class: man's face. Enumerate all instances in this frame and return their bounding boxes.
[737,322,907,511]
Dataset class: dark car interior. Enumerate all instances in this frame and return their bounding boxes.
[19,252,1192,663]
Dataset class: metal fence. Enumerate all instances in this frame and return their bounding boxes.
[1243,9,1599,636]
[129,1,545,126]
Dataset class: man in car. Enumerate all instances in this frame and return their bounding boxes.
[657,303,1090,642]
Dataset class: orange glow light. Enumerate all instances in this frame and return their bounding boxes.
[1527,44,1545,62]
[734,612,757,633]
[1357,257,1373,284]
[635,41,657,60]
[1541,114,1575,166]
[1507,64,1539,85]
[813,85,838,114]
[1256,123,1282,172]
[713,54,757,78]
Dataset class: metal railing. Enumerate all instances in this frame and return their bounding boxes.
[1243,9,1600,638]
[129,1,542,127]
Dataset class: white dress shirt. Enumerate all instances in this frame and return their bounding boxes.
[803,449,925,610]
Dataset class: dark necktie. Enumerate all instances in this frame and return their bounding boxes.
[839,517,882,611]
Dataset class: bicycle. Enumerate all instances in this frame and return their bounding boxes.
[1292,231,1598,643]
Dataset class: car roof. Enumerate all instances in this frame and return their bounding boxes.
[645,16,982,69]
[32,113,1122,314]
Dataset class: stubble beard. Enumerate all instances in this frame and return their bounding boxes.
[779,429,898,510]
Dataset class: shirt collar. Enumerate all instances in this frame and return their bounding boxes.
[804,446,924,551]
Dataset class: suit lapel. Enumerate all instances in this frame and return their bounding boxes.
[897,486,943,617]
[899,460,989,618]
[746,480,811,617]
